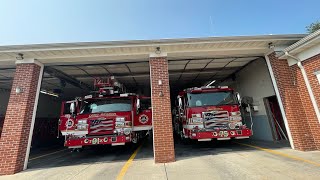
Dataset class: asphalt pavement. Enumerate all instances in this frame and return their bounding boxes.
[1,138,320,180]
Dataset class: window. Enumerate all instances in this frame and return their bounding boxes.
[140,98,151,110]
[63,102,72,114]
[80,99,132,114]
[187,91,237,107]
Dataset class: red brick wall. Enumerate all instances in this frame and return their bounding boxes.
[149,56,175,163]
[268,52,319,150]
[0,63,42,175]
[301,54,320,148]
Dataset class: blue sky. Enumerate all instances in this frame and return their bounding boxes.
[0,0,319,45]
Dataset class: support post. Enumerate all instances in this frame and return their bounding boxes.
[149,53,175,163]
[0,59,43,175]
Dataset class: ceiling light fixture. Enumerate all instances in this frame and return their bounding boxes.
[16,53,24,60]
[15,86,23,94]
[268,42,275,49]
[155,47,161,54]
[206,80,216,87]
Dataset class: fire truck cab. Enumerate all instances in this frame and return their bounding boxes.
[58,77,152,149]
[173,86,252,142]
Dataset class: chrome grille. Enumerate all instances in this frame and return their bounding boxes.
[89,119,114,134]
[202,111,229,129]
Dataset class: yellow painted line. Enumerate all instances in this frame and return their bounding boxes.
[116,144,143,180]
[29,149,67,161]
[236,142,320,167]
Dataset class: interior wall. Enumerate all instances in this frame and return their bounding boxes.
[0,91,10,134]
[223,58,276,141]
[32,94,62,148]
[36,94,61,118]
[0,91,10,118]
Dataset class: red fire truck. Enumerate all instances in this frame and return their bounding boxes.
[173,86,252,142]
[58,76,152,149]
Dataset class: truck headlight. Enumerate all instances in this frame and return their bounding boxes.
[192,113,201,118]
[115,121,125,128]
[229,116,242,121]
[191,117,203,124]
[191,114,203,124]
[78,119,87,124]
[77,124,88,130]
[116,117,125,122]
[230,111,241,116]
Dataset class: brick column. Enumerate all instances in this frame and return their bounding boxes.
[267,52,317,151]
[297,54,320,149]
[0,60,43,175]
[149,54,175,163]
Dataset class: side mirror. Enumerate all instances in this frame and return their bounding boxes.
[136,98,141,114]
[137,98,140,109]
[235,92,241,104]
[70,102,75,114]
[178,97,182,107]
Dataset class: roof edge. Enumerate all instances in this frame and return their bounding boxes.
[0,34,306,52]
[282,29,320,54]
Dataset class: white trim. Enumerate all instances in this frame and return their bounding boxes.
[235,136,249,139]
[264,53,295,149]
[300,65,320,123]
[198,139,211,141]
[217,137,231,140]
[149,52,167,58]
[183,125,204,129]
[287,43,320,66]
[16,58,43,67]
[23,62,44,170]
[282,29,320,54]
[0,34,305,53]
[149,57,156,161]
[61,130,88,136]
[132,126,152,131]
[315,71,320,84]
[284,52,320,124]
[112,143,125,146]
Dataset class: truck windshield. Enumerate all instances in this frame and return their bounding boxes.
[187,91,237,107]
[80,99,132,114]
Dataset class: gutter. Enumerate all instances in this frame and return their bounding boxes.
[0,34,306,53]
[284,52,320,124]
[283,30,320,53]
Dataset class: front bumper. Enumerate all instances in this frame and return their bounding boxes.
[65,135,131,147]
[186,129,252,140]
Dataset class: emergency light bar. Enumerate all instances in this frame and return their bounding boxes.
[120,93,136,97]
[185,86,229,92]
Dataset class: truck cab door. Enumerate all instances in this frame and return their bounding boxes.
[133,97,152,131]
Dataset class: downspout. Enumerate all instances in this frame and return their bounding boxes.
[285,52,320,124]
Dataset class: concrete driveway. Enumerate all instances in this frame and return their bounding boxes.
[1,138,320,180]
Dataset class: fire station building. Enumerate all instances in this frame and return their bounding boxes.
[0,30,320,175]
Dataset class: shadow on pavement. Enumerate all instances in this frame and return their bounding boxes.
[27,134,291,171]
[172,133,291,161]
